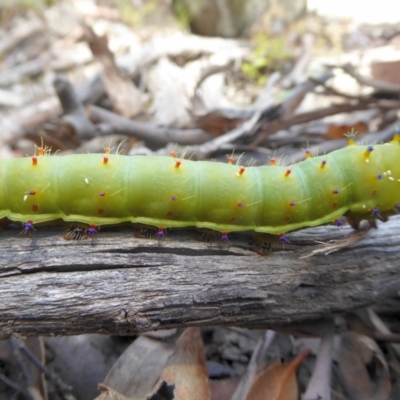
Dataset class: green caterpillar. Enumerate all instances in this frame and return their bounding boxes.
[2,134,400,243]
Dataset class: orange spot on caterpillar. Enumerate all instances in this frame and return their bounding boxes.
[289,201,297,207]
[230,217,236,222]
[166,211,173,217]
[305,148,311,159]
[38,147,45,156]
[99,192,106,196]
[237,167,245,176]
[270,157,276,166]
[175,160,181,168]
[170,150,177,158]
[284,169,291,177]
[284,216,290,222]
[227,156,234,164]
[98,208,104,215]
[237,201,244,207]
[320,160,326,169]
[364,145,374,157]
[32,205,38,212]
[103,156,109,164]
[104,147,111,155]
[372,190,377,197]
[32,156,37,166]
[332,202,338,209]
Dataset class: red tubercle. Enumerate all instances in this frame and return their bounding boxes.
[170,150,177,158]
[227,156,234,164]
[99,191,106,196]
[237,166,245,176]
[32,205,38,212]
[237,201,244,207]
[332,202,338,209]
[166,211,173,217]
[175,160,181,168]
[104,147,111,155]
[230,216,236,222]
[284,216,290,222]
[270,157,276,166]
[289,201,297,207]
[103,156,109,164]
[32,156,38,166]
[98,208,104,215]
[38,147,45,156]
[284,169,291,177]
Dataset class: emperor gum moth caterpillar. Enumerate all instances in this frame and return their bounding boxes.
[3,134,400,246]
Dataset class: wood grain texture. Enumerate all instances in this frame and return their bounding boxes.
[0,217,399,339]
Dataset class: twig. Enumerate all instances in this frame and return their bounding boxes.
[87,104,213,148]
[336,63,400,93]
[15,340,74,400]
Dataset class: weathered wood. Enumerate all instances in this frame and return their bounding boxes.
[0,217,399,339]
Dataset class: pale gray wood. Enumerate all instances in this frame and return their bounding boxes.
[0,217,399,339]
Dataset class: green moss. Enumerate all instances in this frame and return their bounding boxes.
[241,34,292,85]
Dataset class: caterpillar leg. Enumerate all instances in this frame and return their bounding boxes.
[63,224,97,240]
[250,233,286,256]
[133,227,166,239]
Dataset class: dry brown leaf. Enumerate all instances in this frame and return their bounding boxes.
[96,383,133,400]
[146,327,211,400]
[244,350,310,400]
[83,24,145,118]
[338,331,391,400]
[324,122,368,140]
[102,336,173,399]
[210,378,240,400]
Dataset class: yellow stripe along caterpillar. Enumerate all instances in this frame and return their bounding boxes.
[2,134,400,244]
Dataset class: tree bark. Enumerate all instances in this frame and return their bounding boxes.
[0,217,399,339]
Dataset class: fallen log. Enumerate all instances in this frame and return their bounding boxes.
[0,217,399,339]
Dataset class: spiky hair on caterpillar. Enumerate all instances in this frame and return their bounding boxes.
[2,132,400,254]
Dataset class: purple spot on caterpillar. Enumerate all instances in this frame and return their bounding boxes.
[289,201,297,207]
[87,225,96,236]
[23,220,34,232]
[335,219,343,227]
[99,191,106,196]
[376,174,384,180]
[372,208,380,216]
[279,233,287,243]
[26,190,36,195]
[171,195,177,201]
[237,201,244,207]
[396,204,400,212]
[221,232,229,242]
[332,189,339,195]
[157,228,165,238]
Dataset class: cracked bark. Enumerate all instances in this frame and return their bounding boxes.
[0,217,399,339]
